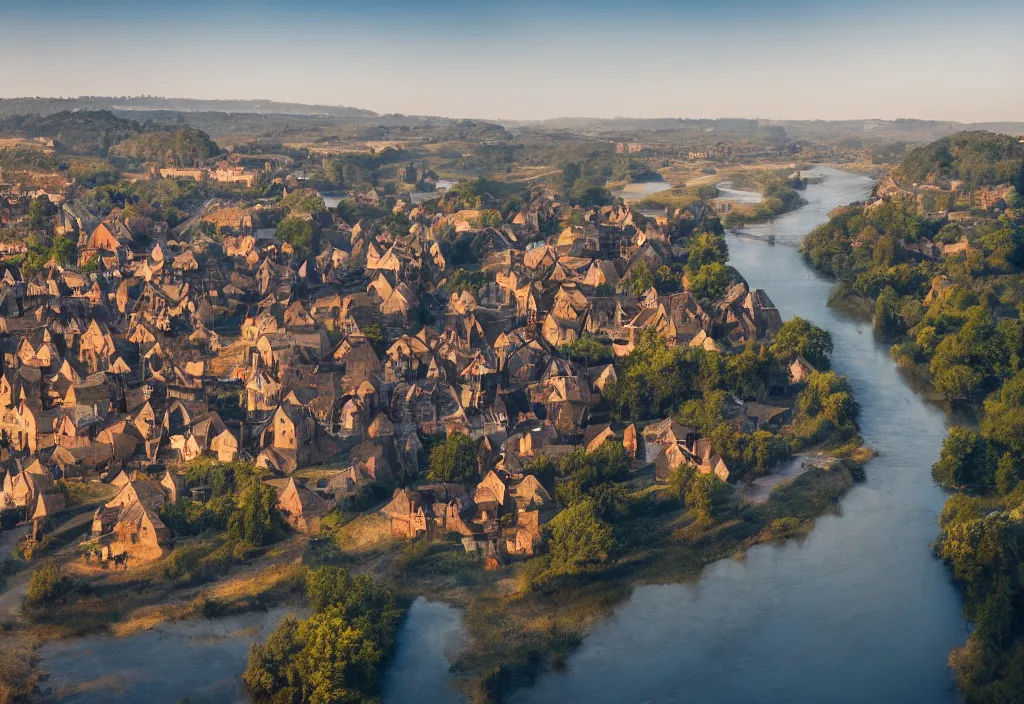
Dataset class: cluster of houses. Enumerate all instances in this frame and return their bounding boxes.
[0,172,802,569]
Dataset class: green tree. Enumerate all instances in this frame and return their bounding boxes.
[686,232,729,271]
[873,286,903,339]
[428,433,478,483]
[546,498,615,573]
[280,189,326,215]
[689,262,729,301]
[230,478,278,547]
[568,178,612,207]
[244,567,403,704]
[561,162,582,187]
[685,473,731,523]
[677,390,726,435]
[24,564,83,609]
[562,336,613,365]
[625,260,655,296]
[276,216,314,255]
[770,316,833,369]
[933,364,983,401]
[49,236,76,266]
[932,426,993,489]
[27,197,48,230]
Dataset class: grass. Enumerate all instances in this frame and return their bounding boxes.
[0,631,37,704]
[328,511,393,555]
[57,479,117,508]
[635,187,699,211]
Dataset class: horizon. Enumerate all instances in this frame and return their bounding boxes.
[2,0,1023,123]
[3,94,1024,127]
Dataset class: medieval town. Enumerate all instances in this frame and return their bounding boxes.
[0,153,807,568]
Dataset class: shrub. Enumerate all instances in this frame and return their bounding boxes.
[24,564,86,610]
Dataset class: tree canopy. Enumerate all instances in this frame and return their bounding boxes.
[428,433,479,484]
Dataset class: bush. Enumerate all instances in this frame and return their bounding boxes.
[24,564,86,610]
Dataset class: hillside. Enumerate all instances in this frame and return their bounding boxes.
[894,130,1024,189]
[0,97,377,119]
[0,110,154,156]
[109,126,222,166]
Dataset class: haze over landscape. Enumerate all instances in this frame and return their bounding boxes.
[2,0,1023,121]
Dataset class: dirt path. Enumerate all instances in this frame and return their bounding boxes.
[741,453,832,505]
[0,513,94,620]
[1,525,30,561]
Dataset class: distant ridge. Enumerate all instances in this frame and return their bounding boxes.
[0,96,377,119]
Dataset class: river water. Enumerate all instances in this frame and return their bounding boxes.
[38,606,305,704]
[386,167,968,704]
[611,181,672,201]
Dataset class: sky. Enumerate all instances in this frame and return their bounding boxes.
[1,0,1022,122]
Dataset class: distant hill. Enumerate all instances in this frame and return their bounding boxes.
[109,125,222,166]
[0,110,153,156]
[894,130,1024,190]
[0,96,377,119]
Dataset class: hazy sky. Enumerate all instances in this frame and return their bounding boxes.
[2,0,1022,122]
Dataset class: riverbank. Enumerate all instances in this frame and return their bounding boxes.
[507,167,963,704]
[371,437,874,703]
[798,142,1024,700]
[0,530,310,703]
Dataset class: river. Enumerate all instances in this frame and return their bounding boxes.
[611,181,672,201]
[387,167,968,704]
[38,606,306,704]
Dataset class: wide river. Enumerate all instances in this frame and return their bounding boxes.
[387,166,968,703]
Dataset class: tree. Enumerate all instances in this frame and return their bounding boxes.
[49,236,76,267]
[689,262,729,301]
[276,216,314,256]
[546,498,615,573]
[561,162,582,187]
[428,433,478,484]
[568,178,611,207]
[27,196,48,230]
[678,390,726,436]
[770,316,833,369]
[562,336,613,365]
[933,364,983,401]
[24,564,84,609]
[685,473,731,523]
[473,209,503,228]
[932,426,993,489]
[554,443,631,513]
[873,286,903,340]
[280,189,326,215]
[244,567,403,704]
[625,260,655,296]
[230,478,278,547]
[667,463,698,502]
[686,232,729,271]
